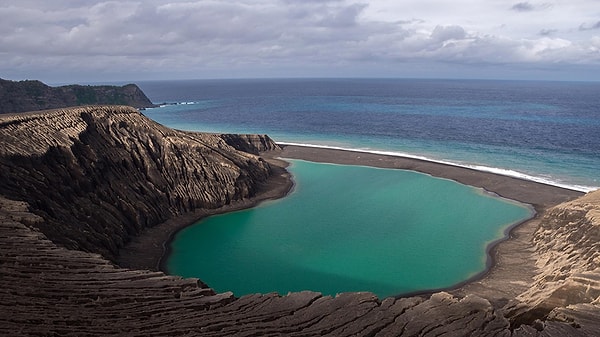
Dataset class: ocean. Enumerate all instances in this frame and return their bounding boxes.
[139,78,600,192]
[138,78,598,297]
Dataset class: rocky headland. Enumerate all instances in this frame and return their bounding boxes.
[0,106,598,336]
[0,78,155,113]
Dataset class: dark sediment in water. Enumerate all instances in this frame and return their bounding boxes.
[0,106,598,336]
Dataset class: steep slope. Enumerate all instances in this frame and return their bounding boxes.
[0,78,155,113]
[1,182,598,336]
[507,190,600,328]
[0,200,515,336]
[0,106,275,260]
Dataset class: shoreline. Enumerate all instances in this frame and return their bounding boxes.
[392,215,534,300]
[278,142,596,193]
[117,144,584,304]
[277,145,583,303]
[278,145,584,207]
[117,155,294,272]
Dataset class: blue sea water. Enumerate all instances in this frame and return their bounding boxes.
[139,78,599,192]
[144,78,596,297]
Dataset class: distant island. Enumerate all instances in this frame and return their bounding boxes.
[0,78,155,113]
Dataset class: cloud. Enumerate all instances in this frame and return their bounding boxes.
[510,2,552,12]
[539,29,558,36]
[579,21,600,31]
[430,25,467,42]
[0,0,599,82]
[511,2,535,12]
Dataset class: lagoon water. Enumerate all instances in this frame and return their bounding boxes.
[167,160,532,298]
[139,78,595,297]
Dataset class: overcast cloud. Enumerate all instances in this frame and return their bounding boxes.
[1,0,599,82]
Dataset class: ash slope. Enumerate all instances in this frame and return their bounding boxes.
[0,106,598,336]
[0,106,277,261]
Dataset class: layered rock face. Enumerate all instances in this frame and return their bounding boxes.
[0,106,598,336]
[0,106,275,260]
[0,78,155,113]
[507,191,600,328]
[219,133,282,155]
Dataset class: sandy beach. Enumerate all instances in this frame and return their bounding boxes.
[278,145,583,208]
[118,144,583,304]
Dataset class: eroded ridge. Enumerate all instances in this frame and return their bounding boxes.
[0,197,530,336]
[2,196,598,336]
[0,106,276,260]
[506,191,600,330]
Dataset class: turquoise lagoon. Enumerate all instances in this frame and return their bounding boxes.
[167,160,533,299]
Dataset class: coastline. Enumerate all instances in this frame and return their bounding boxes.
[278,145,584,207]
[117,144,584,304]
[117,155,294,272]
[277,145,584,304]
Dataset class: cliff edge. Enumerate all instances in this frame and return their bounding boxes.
[0,106,276,261]
[506,191,600,329]
[0,106,598,336]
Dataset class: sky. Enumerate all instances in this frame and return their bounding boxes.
[1,0,599,83]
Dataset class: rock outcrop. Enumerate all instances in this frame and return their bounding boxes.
[220,133,282,154]
[0,78,155,113]
[0,106,275,261]
[506,191,600,329]
[0,106,598,336]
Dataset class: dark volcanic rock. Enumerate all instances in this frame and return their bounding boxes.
[220,133,282,154]
[2,200,598,336]
[0,106,598,336]
[0,106,276,260]
[505,191,600,330]
[0,78,155,113]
